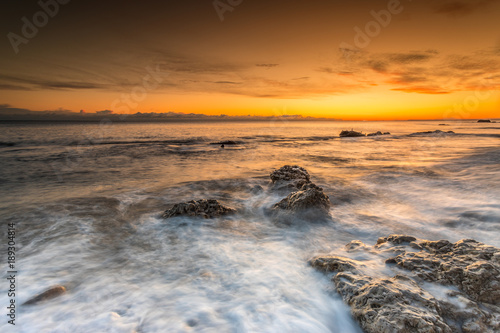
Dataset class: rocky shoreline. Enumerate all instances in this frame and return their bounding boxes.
[23,165,500,333]
[311,235,500,333]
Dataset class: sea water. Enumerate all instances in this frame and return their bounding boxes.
[1,120,499,332]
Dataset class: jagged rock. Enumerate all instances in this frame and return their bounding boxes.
[161,199,236,219]
[272,183,330,213]
[367,131,391,136]
[379,237,500,305]
[270,165,310,183]
[410,130,455,135]
[269,165,311,191]
[477,119,491,123]
[310,235,500,333]
[340,130,365,137]
[23,285,66,306]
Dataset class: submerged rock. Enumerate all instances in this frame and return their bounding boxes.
[367,131,391,136]
[410,130,455,135]
[161,199,236,219]
[210,140,242,145]
[310,235,500,333]
[340,130,365,137]
[23,285,66,306]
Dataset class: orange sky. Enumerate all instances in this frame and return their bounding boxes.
[0,0,499,120]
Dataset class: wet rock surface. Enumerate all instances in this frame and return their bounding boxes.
[310,235,500,333]
[340,130,365,137]
[269,166,331,221]
[23,285,67,306]
[161,199,236,219]
[272,183,330,214]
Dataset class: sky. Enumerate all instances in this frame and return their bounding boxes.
[0,0,499,120]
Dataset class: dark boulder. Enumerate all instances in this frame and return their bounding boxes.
[340,130,365,137]
[23,285,66,306]
[162,199,236,219]
[367,131,391,136]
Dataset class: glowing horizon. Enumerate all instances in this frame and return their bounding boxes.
[0,0,499,121]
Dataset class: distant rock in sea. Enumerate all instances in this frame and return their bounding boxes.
[409,129,455,136]
[340,130,365,137]
[439,124,448,126]
[478,119,491,123]
[210,140,242,145]
[161,199,236,219]
[366,131,391,137]
[23,285,67,306]
[310,235,500,333]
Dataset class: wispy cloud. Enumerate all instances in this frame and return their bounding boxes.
[433,0,497,16]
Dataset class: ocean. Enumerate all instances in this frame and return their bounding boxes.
[1,120,499,332]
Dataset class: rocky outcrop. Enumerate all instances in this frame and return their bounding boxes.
[310,235,500,333]
[378,236,500,305]
[161,199,236,219]
[367,131,391,136]
[409,130,455,135]
[269,166,331,222]
[477,119,491,123]
[340,130,365,137]
[269,165,311,191]
[272,183,330,214]
[23,285,66,306]
[270,165,310,183]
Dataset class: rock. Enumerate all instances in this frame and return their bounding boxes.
[410,130,455,135]
[272,182,330,214]
[270,165,310,183]
[477,119,491,123]
[23,285,66,306]
[367,131,391,136]
[382,238,500,305]
[210,140,242,145]
[310,235,500,333]
[269,165,311,191]
[161,199,236,219]
[340,130,365,137]
[439,124,448,126]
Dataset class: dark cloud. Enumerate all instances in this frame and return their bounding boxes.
[214,81,242,84]
[255,64,279,68]
[0,74,104,91]
[317,67,335,74]
[434,0,496,16]
[368,61,388,73]
[389,53,434,64]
